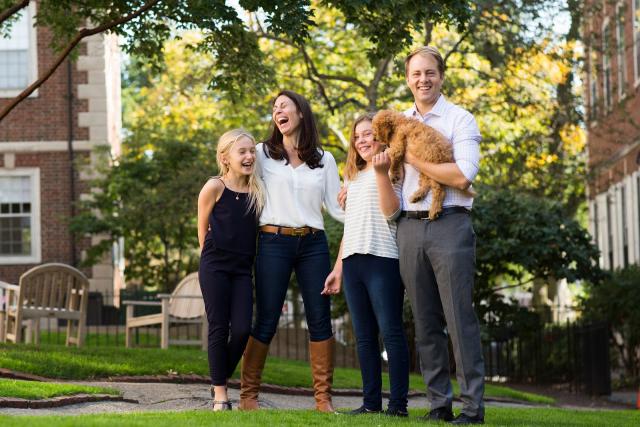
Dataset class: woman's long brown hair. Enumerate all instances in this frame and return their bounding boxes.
[262,90,324,169]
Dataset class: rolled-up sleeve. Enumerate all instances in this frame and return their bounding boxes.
[323,152,345,223]
[452,112,481,183]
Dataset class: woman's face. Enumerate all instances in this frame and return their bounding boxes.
[272,95,302,137]
[353,120,381,163]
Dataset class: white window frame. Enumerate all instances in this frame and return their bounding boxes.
[602,18,613,112]
[625,171,638,265]
[0,168,41,264]
[634,169,640,264]
[616,1,627,98]
[0,2,38,98]
[595,192,609,269]
[634,0,640,86]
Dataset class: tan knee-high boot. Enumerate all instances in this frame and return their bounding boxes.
[309,336,336,412]
[239,336,269,410]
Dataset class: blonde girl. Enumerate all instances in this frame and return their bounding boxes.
[197,129,264,411]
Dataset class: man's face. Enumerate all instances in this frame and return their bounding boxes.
[406,53,443,107]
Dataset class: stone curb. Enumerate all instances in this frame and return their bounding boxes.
[103,375,531,404]
[0,368,52,382]
[0,394,138,409]
[1,369,538,406]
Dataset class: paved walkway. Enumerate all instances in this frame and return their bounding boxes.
[0,382,533,416]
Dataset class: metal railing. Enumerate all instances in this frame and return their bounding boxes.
[1,289,610,393]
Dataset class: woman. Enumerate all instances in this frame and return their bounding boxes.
[239,90,344,412]
[324,113,409,416]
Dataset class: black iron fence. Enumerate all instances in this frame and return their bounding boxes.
[2,290,610,394]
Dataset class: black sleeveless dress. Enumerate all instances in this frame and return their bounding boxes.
[200,183,258,272]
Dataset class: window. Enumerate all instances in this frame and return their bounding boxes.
[0,169,41,264]
[634,0,640,83]
[589,48,599,121]
[603,21,613,111]
[0,4,37,97]
[616,3,627,97]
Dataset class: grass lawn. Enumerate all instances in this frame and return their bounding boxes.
[0,408,638,426]
[0,343,551,404]
[0,378,119,400]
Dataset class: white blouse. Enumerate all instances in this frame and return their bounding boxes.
[256,143,345,229]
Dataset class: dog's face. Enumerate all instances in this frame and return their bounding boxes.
[371,110,399,144]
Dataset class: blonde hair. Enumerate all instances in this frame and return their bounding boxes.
[216,129,265,216]
[343,112,377,181]
[404,46,445,77]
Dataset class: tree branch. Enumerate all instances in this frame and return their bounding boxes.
[327,123,348,149]
[0,0,161,122]
[0,0,28,27]
[333,97,366,110]
[489,277,537,294]
[366,56,392,110]
[424,20,433,45]
[443,29,472,66]
[321,140,347,154]
[257,32,368,90]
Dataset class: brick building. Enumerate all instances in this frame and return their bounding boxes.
[0,2,123,297]
[585,0,640,270]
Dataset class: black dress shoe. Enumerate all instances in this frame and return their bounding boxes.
[384,407,408,417]
[344,405,382,415]
[450,413,484,424]
[424,407,454,421]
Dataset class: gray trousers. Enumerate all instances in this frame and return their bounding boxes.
[397,212,484,417]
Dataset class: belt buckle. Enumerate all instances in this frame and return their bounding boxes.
[291,228,306,236]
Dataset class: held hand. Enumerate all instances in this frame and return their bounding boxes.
[337,186,347,210]
[372,151,391,174]
[321,270,342,295]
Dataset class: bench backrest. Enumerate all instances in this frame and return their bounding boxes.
[18,263,89,312]
[169,273,205,319]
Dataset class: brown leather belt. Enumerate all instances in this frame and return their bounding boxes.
[260,225,321,236]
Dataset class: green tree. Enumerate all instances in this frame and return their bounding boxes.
[472,186,603,307]
[251,1,588,216]
[580,266,640,385]
[0,0,473,121]
[71,34,271,291]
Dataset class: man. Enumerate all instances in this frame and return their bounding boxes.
[398,46,485,424]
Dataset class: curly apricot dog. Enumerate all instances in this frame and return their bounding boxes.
[372,110,473,220]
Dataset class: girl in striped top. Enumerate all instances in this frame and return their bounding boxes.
[323,113,410,416]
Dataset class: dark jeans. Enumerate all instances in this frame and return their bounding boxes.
[343,254,409,411]
[252,230,333,344]
[199,245,253,386]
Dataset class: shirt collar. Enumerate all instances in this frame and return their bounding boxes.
[409,94,447,119]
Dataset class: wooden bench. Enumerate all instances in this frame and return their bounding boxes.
[1,263,89,347]
[123,272,207,350]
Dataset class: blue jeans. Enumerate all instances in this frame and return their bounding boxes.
[252,230,333,343]
[343,254,409,411]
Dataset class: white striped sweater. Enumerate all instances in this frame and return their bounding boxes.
[342,168,401,260]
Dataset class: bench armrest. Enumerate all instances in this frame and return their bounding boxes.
[157,294,202,299]
[122,300,162,307]
[0,282,19,292]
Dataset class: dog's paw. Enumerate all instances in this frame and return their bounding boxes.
[409,191,426,203]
